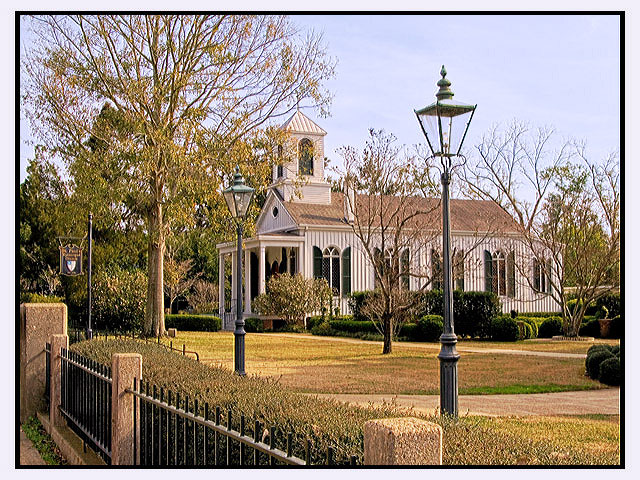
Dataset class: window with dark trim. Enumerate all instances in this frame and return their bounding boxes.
[322,246,341,295]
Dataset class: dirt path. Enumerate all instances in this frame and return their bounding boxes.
[259,333,587,359]
[309,388,620,416]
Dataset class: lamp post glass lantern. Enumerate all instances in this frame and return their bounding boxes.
[223,166,255,376]
[415,66,476,417]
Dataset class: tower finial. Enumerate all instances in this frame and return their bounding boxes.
[436,65,454,101]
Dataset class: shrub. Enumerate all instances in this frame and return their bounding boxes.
[586,349,614,379]
[329,320,378,334]
[415,290,500,338]
[348,291,372,322]
[519,317,539,338]
[610,345,620,356]
[538,317,563,338]
[598,357,621,386]
[594,293,620,318]
[165,314,221,332]
[490,316,519,341]
[254,274,331,327]
[609,315,622,339]
[578,319,600,338]
[244,317,264,333]
[516,312,561,319]
[516,321,534,340]
[415,315,443,342]
[586,344,612,357]
[92,266,147,332]
[398,323,417,340]
[594,306,609,321]
[20,292,63,303]
[310,320,333,336]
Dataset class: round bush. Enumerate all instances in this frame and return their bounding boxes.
[586,349,614,379]
[538,317,562,338]
[491,316,519,341]
[587,344,612,357]
[579,319,600,338]
[522,318,539,338]
[244,317,264,333]
[416,315,444,342]
[598,357,621,386]
[516,321,533,340]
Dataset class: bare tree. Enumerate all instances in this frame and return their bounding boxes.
[22,15,335,335]
[461,121,620,336]
[338,130,446,354]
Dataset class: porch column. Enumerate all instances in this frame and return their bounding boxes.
[244,248,251,314]
[259,246,266,294]
[231,251,237,313]
[218,252,225,315]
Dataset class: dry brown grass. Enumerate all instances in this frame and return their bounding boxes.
[165,332,605,394]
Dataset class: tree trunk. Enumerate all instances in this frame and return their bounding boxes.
[382,312,393,354]
[144,203,166,337]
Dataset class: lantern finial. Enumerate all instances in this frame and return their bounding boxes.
[436,65,454,101]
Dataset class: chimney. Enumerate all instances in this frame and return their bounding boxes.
[344,178,355,224]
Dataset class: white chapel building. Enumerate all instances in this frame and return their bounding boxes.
[217,111,560,328]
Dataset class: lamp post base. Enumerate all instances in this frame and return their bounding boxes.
[234,327,246,376]
[437,333,460,417]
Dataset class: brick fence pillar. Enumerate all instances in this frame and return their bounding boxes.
[364,417,443,465]
[49,334,69,428]
[20,303,67,422]
[111,353,142,465]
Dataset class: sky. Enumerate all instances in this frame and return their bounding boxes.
[18,13,620,182]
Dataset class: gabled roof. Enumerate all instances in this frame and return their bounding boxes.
[280,110,327,136]
[283,192,521,234]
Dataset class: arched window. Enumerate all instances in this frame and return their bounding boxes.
[322,246,341,295]
[298,138,314,175]
[492,251,506,296]
[485,250,515,297]
[276,145,284,178]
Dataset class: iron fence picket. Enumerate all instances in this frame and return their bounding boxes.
[58,347,112,464]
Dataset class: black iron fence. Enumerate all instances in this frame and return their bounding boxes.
[128,380,357,466]
[60,347,113,464]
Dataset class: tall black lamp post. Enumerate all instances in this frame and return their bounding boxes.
[415,65,476,417]
[223,167,255,376]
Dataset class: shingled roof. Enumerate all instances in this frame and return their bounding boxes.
[284,192,521,234]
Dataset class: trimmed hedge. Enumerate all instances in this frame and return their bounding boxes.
[538,317,563,338]
[490,316,519,341]
[516,312,561,319]
[165,314,221,332]
[329,320,378,334]
[516,321,534,340]
[20,292,63,303]
[244,317,264,333]
[586,349,614,379]
[415,315,443,342]
[415,290,501,338]
[579,319,601,338]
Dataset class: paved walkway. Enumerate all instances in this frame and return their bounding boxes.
[19,427,46,466]
[310,388,620,416]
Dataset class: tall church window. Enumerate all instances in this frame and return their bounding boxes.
[322,246,341,295]
[298,138,314,175]
[485,249,515,297]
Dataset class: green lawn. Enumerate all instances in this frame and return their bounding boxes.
[158,331,614,395]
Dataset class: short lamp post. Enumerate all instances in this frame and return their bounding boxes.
[415,65,476,417]
[223,166,255,376]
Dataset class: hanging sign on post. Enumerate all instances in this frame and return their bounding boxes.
[59,244,83,276]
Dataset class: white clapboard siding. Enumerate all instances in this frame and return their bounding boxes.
[256,193,297,234]
[302,227,560,315]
